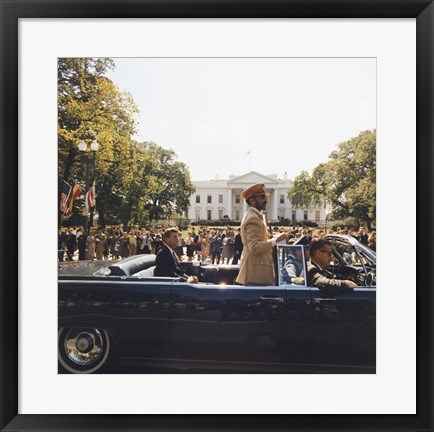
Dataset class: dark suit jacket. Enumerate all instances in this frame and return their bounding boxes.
[234,233,243,254]
[307,260,353,294]
[155,244,188,280]
[281,255,304,283]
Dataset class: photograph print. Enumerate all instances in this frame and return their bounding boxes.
[57,57,376,374]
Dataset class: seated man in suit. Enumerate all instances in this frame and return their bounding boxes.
[307,239,357,294]
[155,228,198,283]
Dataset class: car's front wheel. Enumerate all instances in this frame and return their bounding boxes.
[58,327,111,374]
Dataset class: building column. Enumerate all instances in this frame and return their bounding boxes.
[227,188,232,219]
[274,190,279,221]
[271,189,276,221]
[267,189,276,221]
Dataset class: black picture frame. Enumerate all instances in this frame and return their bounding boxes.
[1,1,432,431]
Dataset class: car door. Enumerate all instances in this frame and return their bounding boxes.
[278,245,315,367]
[58,277,172,359]
[310,287,376,371]
[310,238,376,371]
[168,280,288,368]
[168,245,315,371]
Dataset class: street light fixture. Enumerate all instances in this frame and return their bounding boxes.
[78,140,87,152]
[90,139,100,152]
[78,139,99,231]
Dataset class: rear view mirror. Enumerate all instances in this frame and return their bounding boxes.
[343,252,352,265]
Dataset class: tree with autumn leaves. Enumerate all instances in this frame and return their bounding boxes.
[58,58,195,229]
[287,130,376,229]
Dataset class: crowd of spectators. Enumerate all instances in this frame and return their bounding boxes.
[58,223,376,262]
[282,225,376,251]
[328,226,376,251]
[58,224,241,263]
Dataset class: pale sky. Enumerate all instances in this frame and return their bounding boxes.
[107,57,376,182]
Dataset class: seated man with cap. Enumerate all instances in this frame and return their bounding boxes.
[155,228,198,283]
[235,183,288,286]
[281,246,305,285]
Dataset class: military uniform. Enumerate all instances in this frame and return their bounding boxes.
[235,183,277,286]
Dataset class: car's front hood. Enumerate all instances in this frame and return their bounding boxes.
[58,260,111,278]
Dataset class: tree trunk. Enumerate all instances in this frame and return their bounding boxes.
[89,207,95,229]
[62,146,78,186]
[121,217,130,233]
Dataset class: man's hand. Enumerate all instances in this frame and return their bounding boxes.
[291,277,305,285]
[187,276,198,284]
[345,280,358,289]
[275,232,288,243]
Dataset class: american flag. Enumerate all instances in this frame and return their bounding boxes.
[85,180,96,212]
[60,180,72,213]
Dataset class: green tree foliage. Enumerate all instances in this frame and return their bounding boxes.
[95,141,195,229]
[92,139,149,229]
[58,58,139,223]
[141,142,196,222]
[58,59,196,229]
[288,130,376,228]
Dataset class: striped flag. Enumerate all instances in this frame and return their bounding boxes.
[60,180,72,213]
[87,180,96,208]
[84,181,96,215]
[66,184,82,214]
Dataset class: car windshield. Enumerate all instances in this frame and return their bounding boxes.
[328,238,376,287]
[331,241,374,267]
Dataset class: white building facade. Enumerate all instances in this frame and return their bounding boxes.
[187,171,327,225]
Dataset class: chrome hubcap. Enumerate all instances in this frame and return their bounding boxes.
[63,329,104,366]
[75,333,94,353]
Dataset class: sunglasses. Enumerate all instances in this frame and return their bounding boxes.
[320,249,333,256]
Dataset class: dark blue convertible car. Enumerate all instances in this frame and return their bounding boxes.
[58,234,376,374]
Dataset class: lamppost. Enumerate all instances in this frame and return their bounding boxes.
[78,139,99,231]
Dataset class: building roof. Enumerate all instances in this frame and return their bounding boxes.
[193,171,291,188]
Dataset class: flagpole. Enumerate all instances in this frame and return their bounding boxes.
[84,158,90,231]
[245,151,252,171]
[78,139,99,232]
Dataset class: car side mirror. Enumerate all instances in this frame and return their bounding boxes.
[366,271,375,286]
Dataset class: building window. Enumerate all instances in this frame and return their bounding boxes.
[304,211,308,221]
[207,210,212,220]
[218,209,223,219]
[292,210,296,221]
[196,195,200,204]
[279,209,285,220]
[315,210,320,222]
[219,194,223,204]
[235,210,240,220]
[195,210,200,220]
[207,195,212,204]
[280,194,284,204]
[235,194,240,204]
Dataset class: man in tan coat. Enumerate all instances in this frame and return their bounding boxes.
[235,183,288,285]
